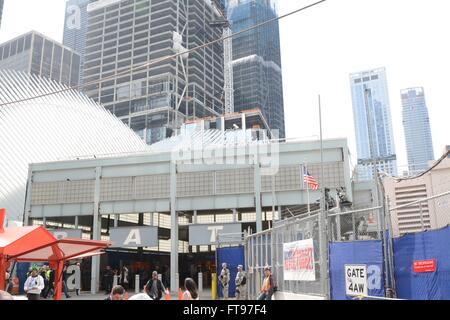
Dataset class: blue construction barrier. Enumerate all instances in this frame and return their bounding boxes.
[329,241,385,300]
[216,246,245,298]
[16,262,30,295]
[393,226,450,300]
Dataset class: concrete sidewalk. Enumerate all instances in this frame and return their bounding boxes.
[67,289,216,300]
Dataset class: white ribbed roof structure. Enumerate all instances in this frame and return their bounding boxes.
[0,70,151,222]
[149,124,269,154]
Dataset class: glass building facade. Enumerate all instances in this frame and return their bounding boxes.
[401,87,435,173]
[0,0,4,29]
[84,0,225,145]
[0,31,80,87]
[226,0,285,138]
[350,68,397,180]
[63,0,90,85]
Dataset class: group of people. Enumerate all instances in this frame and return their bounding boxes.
[23,263,81,300]
[218,263,248,300]
[105,270,199,301]
[103,265,130,294]
[219,263,275,300]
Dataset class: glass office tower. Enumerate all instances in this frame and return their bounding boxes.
[227,0,285,138]
[63,0,90,85]
[401,87,435,173]
[350,68,397,180]
[0,0,4,29]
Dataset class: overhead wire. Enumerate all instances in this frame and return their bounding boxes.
[0,0,328,107]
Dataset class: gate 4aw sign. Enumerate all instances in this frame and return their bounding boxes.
[345,265,368,297]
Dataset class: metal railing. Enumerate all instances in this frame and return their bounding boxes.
[245,212,328,299]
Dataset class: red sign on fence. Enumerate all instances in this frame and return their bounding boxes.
[413,259,437,273]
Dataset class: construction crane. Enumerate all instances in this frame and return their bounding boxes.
[210,0,235,114]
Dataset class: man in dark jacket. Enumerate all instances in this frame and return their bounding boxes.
[43,269,54,299]
[144,271,167,300]
[103,266,113,295]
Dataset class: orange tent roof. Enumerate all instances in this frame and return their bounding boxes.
[9,238,111,262]
[0,225,56,257]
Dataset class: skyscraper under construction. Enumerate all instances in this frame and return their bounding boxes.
[84,0,225,144]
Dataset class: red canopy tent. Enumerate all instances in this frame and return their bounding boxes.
[0,208,110,300]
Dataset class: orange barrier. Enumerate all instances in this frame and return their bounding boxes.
[178,288,183,300]
[165,289,171,300]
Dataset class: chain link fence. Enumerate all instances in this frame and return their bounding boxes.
[328,206,384,242]
[245,212,328,299]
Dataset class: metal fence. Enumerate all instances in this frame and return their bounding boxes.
[328,206,384,242]
[245,212,328,299]
[245,189,450,300]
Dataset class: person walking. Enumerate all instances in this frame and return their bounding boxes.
[105,285,126,301]
[104,266,113,295]
[74,263,81,296]
[121,266,129,291]
[257,267,275,301]
[39,267,48,298]
[219,263,230,300]
[43,268,55,299]
[235,265,247,300]
[62,264,71,299]
[144,271,168,300]
[182,278,199,300]
[24,267,45,300]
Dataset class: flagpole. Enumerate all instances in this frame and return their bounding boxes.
[318,94,329,299]
[305,162,311,213]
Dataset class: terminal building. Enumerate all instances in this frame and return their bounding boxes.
[24,128,352,292]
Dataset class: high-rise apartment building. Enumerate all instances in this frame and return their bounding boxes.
[350,68,397,180]
[63,0,90,85]
[84,0,225,144]
[226,0,285,138]
[401,87,435,174]
[0,31,80,87]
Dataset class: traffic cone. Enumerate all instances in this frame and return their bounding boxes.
[125,292,129,300]
[178,288,183,300]
[165,289,171,300]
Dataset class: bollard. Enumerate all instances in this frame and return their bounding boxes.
[198,272,203,293]
[135,274,140,294]
[211,273,217,300]
[113,275,118,287]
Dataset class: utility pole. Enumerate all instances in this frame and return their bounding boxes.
[318,95,329,299]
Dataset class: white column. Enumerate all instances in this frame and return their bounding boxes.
[254,156,262,232]
[135,274,140,294]
[198,272,203,292]
[91,166,102,294]
[170,161,178,293]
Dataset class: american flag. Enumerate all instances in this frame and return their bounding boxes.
[303,168,319,190]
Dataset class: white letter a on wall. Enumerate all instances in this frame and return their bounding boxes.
[124,229,142,246]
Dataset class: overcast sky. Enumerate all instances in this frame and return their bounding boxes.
[1,0,449,172]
